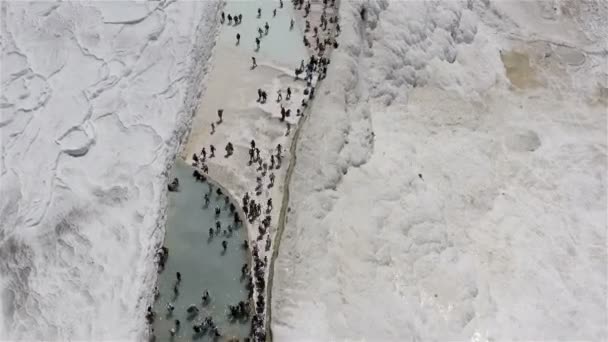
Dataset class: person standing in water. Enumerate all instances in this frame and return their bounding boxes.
[236,33,240,45]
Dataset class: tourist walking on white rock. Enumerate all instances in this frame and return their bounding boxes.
[225,142,234,157]
[236,33,240,45]
[252,56,257,69]
[249,148,255,164]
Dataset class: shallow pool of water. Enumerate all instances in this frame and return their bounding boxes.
[152,160,250,341]
[221,0,308,68]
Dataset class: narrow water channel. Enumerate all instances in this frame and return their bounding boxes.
[152,160,250,341]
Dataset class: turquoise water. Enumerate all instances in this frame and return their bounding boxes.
[221,0,308,67]
[152,160,250,341]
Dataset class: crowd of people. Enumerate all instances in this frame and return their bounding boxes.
[148,0,341,340]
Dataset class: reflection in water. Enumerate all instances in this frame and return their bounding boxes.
[152,160,250,341]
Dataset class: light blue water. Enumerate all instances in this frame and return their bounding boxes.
[221,0,308,68]
[152,160,250,341]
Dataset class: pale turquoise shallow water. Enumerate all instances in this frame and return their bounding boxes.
[221,0,308,67]
[152,160,250,341]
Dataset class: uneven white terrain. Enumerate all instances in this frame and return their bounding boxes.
[0,1,220,339]
[272,0,607,340]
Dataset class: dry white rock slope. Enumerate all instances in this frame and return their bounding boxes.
[0,1,220,339]
[272,0,607,340]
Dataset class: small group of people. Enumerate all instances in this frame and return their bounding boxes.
[220,12,243,26]
[228,300,250,319]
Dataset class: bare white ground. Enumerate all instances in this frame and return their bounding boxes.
[272,0,607,340]
[0,1,220,339]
